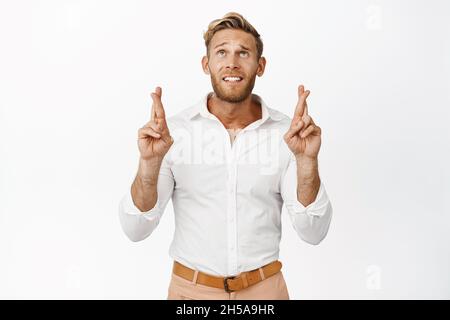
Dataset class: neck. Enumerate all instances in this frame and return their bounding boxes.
[207,92,262,129]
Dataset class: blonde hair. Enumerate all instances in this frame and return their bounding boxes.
[203,12,263,59]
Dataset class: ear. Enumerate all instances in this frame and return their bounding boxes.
[256,56,266,77]
[201,56,210,75]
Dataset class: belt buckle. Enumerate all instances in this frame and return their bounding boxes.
[223,276,235,293]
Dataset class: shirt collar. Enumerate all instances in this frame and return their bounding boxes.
[187,92,285,123]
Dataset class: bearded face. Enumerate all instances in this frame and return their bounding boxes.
[203,29,265,104]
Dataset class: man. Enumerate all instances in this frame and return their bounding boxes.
[119,12,332,300]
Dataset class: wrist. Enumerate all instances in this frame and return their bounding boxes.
[295,154,318,164]
[295,154,319,181]
[137,157,163,183]
[140,155,164,166]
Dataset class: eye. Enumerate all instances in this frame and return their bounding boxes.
[240,51,249,57]
[217,50,225,57]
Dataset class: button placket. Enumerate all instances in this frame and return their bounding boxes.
[226,130,241,275]
[229,132,244,275]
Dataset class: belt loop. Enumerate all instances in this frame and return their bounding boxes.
[241,273,249,288]
[192,270,199,284]
[258,268,265,280]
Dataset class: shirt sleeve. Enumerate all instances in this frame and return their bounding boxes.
[118,155,174,242]
[280,155,333,245]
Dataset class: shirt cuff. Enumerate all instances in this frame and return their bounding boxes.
[285,181,330,217]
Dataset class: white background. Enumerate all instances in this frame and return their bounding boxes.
[1,0,449,299]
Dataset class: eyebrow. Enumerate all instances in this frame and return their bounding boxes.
[213,42,251,51]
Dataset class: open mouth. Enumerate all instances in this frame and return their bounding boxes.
[222,76,243,83]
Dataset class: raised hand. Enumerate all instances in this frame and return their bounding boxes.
[283,85,322,159]
[138,87,174,160]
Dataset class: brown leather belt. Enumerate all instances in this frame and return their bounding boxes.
[172,260,282,293]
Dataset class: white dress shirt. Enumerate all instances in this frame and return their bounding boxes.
[119,92,333,277]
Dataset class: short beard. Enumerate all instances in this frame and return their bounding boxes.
[210,73,256,104]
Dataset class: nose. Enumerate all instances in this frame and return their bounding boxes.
[225,55,239,70]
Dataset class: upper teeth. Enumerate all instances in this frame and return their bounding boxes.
[224,77,242,82]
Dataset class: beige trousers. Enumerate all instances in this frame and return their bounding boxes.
[167,271,290,300]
